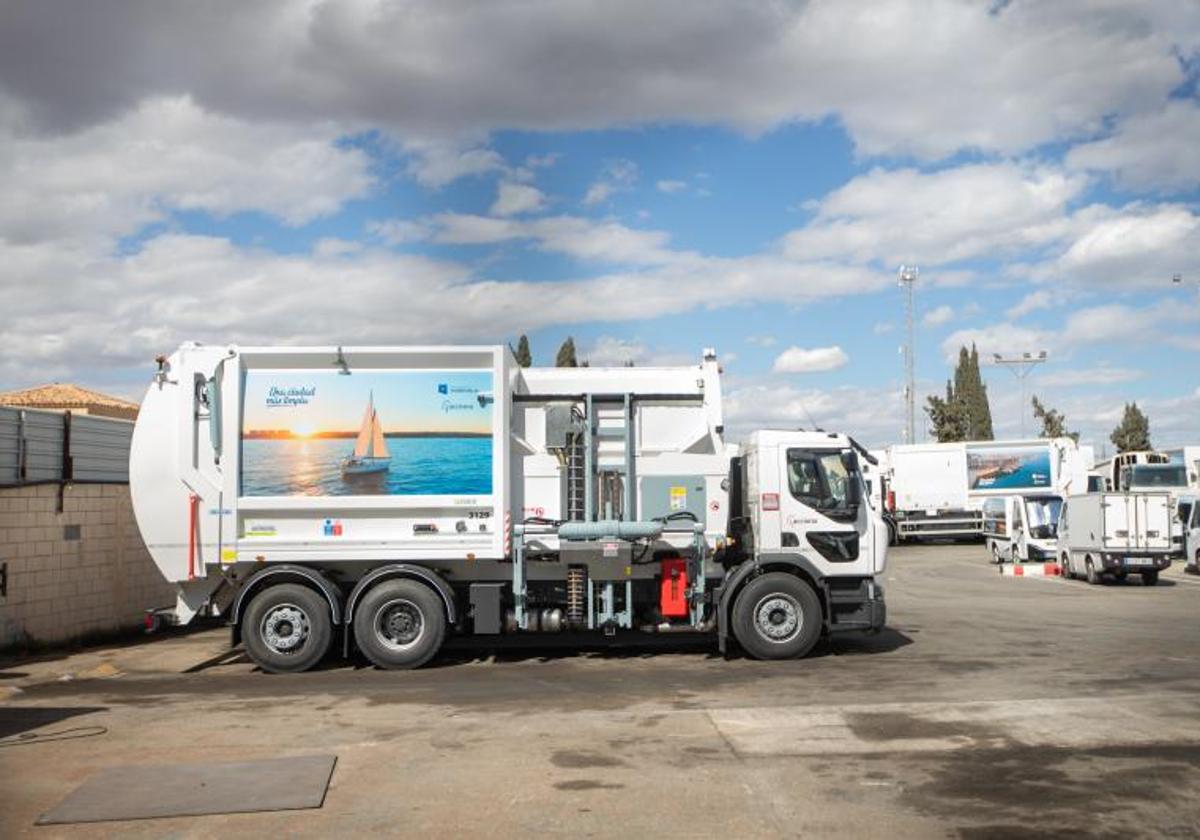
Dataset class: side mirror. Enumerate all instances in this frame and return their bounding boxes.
[205,376,222,460]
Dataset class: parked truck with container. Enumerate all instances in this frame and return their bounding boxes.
[881,438,1090,543]
[130,344,888,673]
[981,494,1063,564]
[1057,492,1174,585]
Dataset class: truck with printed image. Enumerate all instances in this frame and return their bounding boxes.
[879,438,1091,543]
[130,344,888,673]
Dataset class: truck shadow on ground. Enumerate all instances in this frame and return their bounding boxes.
[0,705,108,739]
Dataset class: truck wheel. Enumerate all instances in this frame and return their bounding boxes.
[1085,558,1100,585]
[242,584,333,674]
[887,521,898,547]
[732,573,822,660]
[354,579,446,669]
[1141,570,1159,587]
[991,543,1003,565]
[1061,554,1073,580]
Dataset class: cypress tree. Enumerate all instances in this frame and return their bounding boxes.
[513,334,532,367]
[555,337,578,367]
[1110,403,1151,452]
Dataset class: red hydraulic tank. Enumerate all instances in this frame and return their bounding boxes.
[659,558,689,618]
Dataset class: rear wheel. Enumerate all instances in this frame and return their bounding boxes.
[732,572,822,660]
[243,584,333,674]
[354,579,446,669]
[1085,557,1101,585]
[1142,570,1159,587]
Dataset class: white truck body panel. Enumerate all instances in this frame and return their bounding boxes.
[1058,492,1174,580]
[885,438,1091,540]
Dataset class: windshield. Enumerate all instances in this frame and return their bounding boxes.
[1024,496,1062,539]
[1127,465,1188,489]
[787,448,859,521]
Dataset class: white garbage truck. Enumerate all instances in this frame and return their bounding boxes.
[881,438,1091,543]
[130,344,888,672]
[1057,492,1174,585]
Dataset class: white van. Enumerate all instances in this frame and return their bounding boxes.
[1180,494,1200,574]
[1057,493,1174,585]
[982,494,1063,564]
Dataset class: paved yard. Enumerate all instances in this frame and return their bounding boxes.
[3,544,1200,838]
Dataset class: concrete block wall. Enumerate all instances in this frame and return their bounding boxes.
[0,483,175,649]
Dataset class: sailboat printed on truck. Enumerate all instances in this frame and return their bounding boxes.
[341,390,391,476]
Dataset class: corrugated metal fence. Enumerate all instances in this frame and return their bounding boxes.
[0,406,132,486]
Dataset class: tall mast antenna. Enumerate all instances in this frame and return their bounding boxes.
[898,264,919,444]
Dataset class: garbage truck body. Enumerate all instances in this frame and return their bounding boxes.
[130,344,887,672]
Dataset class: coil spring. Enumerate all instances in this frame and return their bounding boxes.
[566,565,587,626]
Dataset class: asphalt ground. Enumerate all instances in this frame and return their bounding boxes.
[3,543,1200,838]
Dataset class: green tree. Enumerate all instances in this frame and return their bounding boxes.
[926,381,970,442]
[1110,402,1151,452]
[926,343,993,441]
[1031,395,1078,442]
[512,334,532,367]
[555,337,578,367]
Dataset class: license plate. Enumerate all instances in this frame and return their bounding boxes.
[1123,557,1152,567]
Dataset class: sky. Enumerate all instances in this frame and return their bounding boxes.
[0,0,1198,453]
[242,370,493,435]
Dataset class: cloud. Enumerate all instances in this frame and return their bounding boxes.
[429,213,681,265]
[1036,366,1145,388]
[1067,100,1200,193]
[580,336,693,367]
[656,179,687,194]
[746,335,777,347]
[1006,289,1057,319]
[923,305,954,326]
[0,96,372,248]
[490,181,546,216]
[782,163,1085,267]
[724,382,904,445]
[872,321,894,335]
[583,159,638,205]
[772,345,850,373]
[1,1,1191,161]
[402,141,506,188]
[367,218,430,245]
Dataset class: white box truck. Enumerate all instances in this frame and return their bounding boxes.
[1181,493,1200,573]
[981,494,1063,564]
[882,438,1090,543]
[130,344,888,672]
[1057,493,1174,585]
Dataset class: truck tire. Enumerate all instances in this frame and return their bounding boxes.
[991,543,1003,565]
[1085,557,1100,585]
[354,579,446,669]
[732,572,822,660]
[1141,570,1159,587]
[242,583,333,674]
[1061,554,1073,580]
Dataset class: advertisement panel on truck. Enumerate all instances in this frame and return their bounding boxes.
[240,369,494,497]
[967,445,1052,492]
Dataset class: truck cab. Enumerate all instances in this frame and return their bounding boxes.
[725,430,888,647]
[982,494,1063,564]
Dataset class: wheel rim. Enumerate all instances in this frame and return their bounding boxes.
[260,603,311,654]
[373,598,425,651]
[753,594,802,644]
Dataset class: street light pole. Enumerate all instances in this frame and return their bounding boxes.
[991,351,1048,438]
[898,265,918,444]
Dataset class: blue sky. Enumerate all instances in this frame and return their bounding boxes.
[1,1,1198,451]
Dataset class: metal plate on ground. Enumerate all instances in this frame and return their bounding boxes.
[36,754,336,825]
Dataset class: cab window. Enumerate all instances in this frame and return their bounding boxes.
[786,449,857,521]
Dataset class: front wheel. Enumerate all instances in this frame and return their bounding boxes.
[991,543,1003,565]
[1085,557,1101,585]
[243,583,334,674]
[353,579,446,669]
[732,573,822,660]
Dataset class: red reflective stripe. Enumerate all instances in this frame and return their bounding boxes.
[187,494,199,581]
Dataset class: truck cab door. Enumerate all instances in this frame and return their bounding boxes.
[778,447,876,576]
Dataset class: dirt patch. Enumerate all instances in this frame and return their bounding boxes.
[551,750,626,769]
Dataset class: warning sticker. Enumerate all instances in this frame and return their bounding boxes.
[669,486,687,512]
